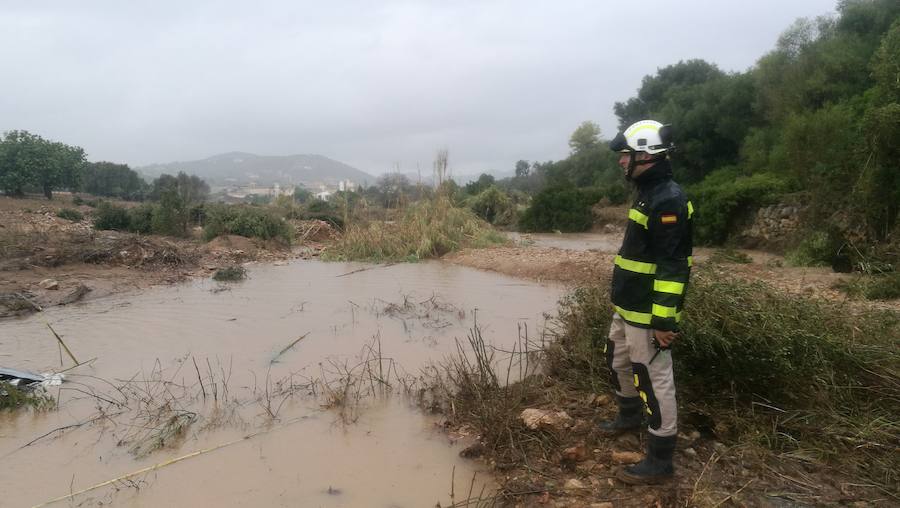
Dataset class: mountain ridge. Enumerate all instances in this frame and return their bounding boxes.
[137,152,375,187]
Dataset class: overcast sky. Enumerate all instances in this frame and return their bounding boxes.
[1,0,837,175]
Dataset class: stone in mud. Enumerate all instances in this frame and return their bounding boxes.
[39,279,59,290]
[590,503,614,508]
[615,433,640,449]
[588,394,611,407]
[563,478,586,490]
[520,408,572,430]
[611,450,643,464]
[459,442,485,458]
[561,444,589,464]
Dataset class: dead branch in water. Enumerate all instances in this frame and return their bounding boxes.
[271,332,310,365]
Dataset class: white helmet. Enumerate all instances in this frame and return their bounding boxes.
[609,120,673,155]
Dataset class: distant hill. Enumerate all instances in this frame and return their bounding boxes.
[137,152,375,188]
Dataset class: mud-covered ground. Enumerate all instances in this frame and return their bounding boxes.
[0,195,335,318]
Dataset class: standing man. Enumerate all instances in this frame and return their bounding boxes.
[601,120,693,485]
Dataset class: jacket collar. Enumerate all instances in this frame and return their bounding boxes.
[633,159,672,188]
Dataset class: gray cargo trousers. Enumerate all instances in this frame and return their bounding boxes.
[605,312,678,437]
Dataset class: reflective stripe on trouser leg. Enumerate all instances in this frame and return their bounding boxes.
[622,319,677,437]
[607,313,638,398]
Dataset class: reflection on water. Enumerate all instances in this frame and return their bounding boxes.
[0,260,562,507]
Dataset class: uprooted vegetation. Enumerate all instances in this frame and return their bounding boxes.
[323,197,508,262]
[429,272,900,506]
[0,382,55,411]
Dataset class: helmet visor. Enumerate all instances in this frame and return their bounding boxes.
[609,132,630,152]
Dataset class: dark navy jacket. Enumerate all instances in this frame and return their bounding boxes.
[611,159,693,330]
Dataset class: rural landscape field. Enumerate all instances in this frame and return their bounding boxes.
[2,1,898,507]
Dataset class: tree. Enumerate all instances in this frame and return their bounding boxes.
[81,161,147,200]
[515,160,530,178]
[0,130,85,198]
[293,186,313,204]
[464,173,496,195]
[568,121,601,154]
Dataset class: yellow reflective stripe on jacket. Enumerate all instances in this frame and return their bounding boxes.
[614,255,657,274]
[614,305,652,325]
[652,304,682,322]
[653,280,685,295]
[687,201,694,219]
[628,208,649,229]
[687,256,693,267]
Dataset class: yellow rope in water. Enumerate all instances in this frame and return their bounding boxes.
[32,414,309,508]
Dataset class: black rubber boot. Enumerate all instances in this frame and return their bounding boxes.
[616,434,676,485]
[598,395,643,434]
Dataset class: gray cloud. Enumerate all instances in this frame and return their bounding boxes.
[0,0,836,175]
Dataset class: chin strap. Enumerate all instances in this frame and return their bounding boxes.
[625,152,667,181]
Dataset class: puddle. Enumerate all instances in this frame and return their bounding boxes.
[0,260,563,507]
[508,232,621,252]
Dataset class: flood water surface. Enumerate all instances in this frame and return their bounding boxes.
[0,260,563,507]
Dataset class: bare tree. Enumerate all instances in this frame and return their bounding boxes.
[433,148,449,190]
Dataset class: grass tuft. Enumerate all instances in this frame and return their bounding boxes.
[835,272,900,301]
[212,266,247,282]
[56,208,84,222]
[323,197,507,262]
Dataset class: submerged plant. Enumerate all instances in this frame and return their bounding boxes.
[212,266,247,282]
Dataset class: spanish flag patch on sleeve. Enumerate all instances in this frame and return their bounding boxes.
[660,214,678,224]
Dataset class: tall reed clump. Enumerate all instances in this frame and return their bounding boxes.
[323,197,507,262]
[546,272,900,491]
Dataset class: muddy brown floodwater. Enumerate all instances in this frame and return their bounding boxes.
[0,260,563,508]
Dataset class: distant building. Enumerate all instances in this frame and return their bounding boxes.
[315,190,333,200]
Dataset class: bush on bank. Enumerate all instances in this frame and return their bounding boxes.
[202,204,293,243]
[518,186,602,233]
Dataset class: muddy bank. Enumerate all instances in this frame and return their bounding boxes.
[445,237,900,312]
[0,196,336,318]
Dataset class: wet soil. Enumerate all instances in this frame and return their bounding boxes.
[446,232,900,313]
[0,195,333,318]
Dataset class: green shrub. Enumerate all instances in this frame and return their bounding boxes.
[72,196,84,206]
[599,181,629,205]
[468,185,515,225]
[127,204,155,234]
[688,169,789,244]
[56,208,84,222]
[548,274,900,487]
[785,230,842,267]
[212,266,247,282]
[518,186,602,232]
[203,204,292,243]
[93,202,131,231]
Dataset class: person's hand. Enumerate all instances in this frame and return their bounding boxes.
[653,329,678,347]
